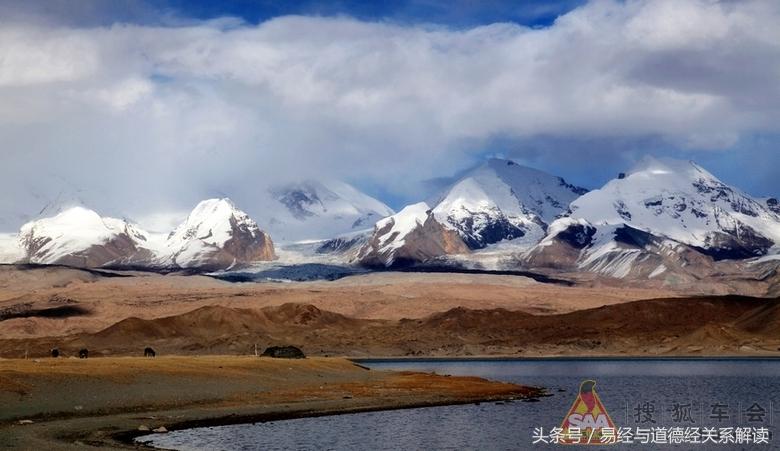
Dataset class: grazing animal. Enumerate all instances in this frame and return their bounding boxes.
[144,347,156,357]
[51,348,59,358]
[78,348,89,359]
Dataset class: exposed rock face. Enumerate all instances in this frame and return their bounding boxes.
[519,157,780,282]
[765,198,780,215]
[357,202,469,268]
[523,218,597,270]
[18,207,154,268]
[164,198,276,271]
[522,216,775,289]
[316,233,368,255]
[569,157,780,260]
[431,158,586,250]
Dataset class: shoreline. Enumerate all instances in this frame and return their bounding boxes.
[0,356,542,450]
[125,396,539,448]
[351,355,780,362]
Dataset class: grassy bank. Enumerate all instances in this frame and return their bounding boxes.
[0,356,541,449]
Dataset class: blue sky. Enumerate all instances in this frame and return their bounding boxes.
[167,0,585,28]
[0,0,778,218]
[7,0,586,28]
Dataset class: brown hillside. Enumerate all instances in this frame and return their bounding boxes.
[2,296,779,358]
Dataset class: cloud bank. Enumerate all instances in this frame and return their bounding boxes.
[0,0,779,229]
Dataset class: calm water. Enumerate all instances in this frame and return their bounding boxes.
[138,359,780,450]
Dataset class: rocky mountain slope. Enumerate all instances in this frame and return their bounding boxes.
[523,157,780,281]
[569,157,780,259]
[431,158,586,249]
[160,198,276,271]
[357,202,469,267]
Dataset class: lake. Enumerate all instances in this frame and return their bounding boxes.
[138,359,779,450]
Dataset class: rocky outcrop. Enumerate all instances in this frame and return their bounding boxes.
[764,198,780,215]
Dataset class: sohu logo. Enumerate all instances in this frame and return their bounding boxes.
[560,380,616,445]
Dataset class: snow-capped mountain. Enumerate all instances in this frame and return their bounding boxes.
[431,158,587,249]
[522,157,780,283]
[2,199,276,271]
[568,157,780,260]
[16,206,156,267]
[162,198,276,270]
[357,202,469,267]
[259,180,394,243]
[525,217,700,279]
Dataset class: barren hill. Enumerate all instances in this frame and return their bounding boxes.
[2,296,778,358]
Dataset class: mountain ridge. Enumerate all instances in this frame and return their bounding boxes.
[1,157,779,280]
[431,158,587,250]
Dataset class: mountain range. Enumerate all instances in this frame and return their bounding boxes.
[1,157,779,283]
[11,199,275,271]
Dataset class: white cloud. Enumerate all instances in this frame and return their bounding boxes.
[93,78,154,111]
[0,27,98,86]
[0,0,779,229]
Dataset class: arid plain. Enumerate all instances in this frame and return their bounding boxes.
[1,264,779,358]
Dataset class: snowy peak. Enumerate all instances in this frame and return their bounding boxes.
[521,157,780,282]
[18,206,154,267]
[263,179,394,242]
[8,199,276,270]
[272,180,392,221]
[358,202,469,267]
[168,198,247,246]
[570,156,780,259]
[165,198,276,270]
[432,158,586,249]
[478,158,587,222]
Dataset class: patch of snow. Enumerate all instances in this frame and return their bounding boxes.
[575,226,642,278]
[536,217,592,248]
[751,253,780,264]
[649,264,667,278]
[0,233,23,263]
[376,202,430,255]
